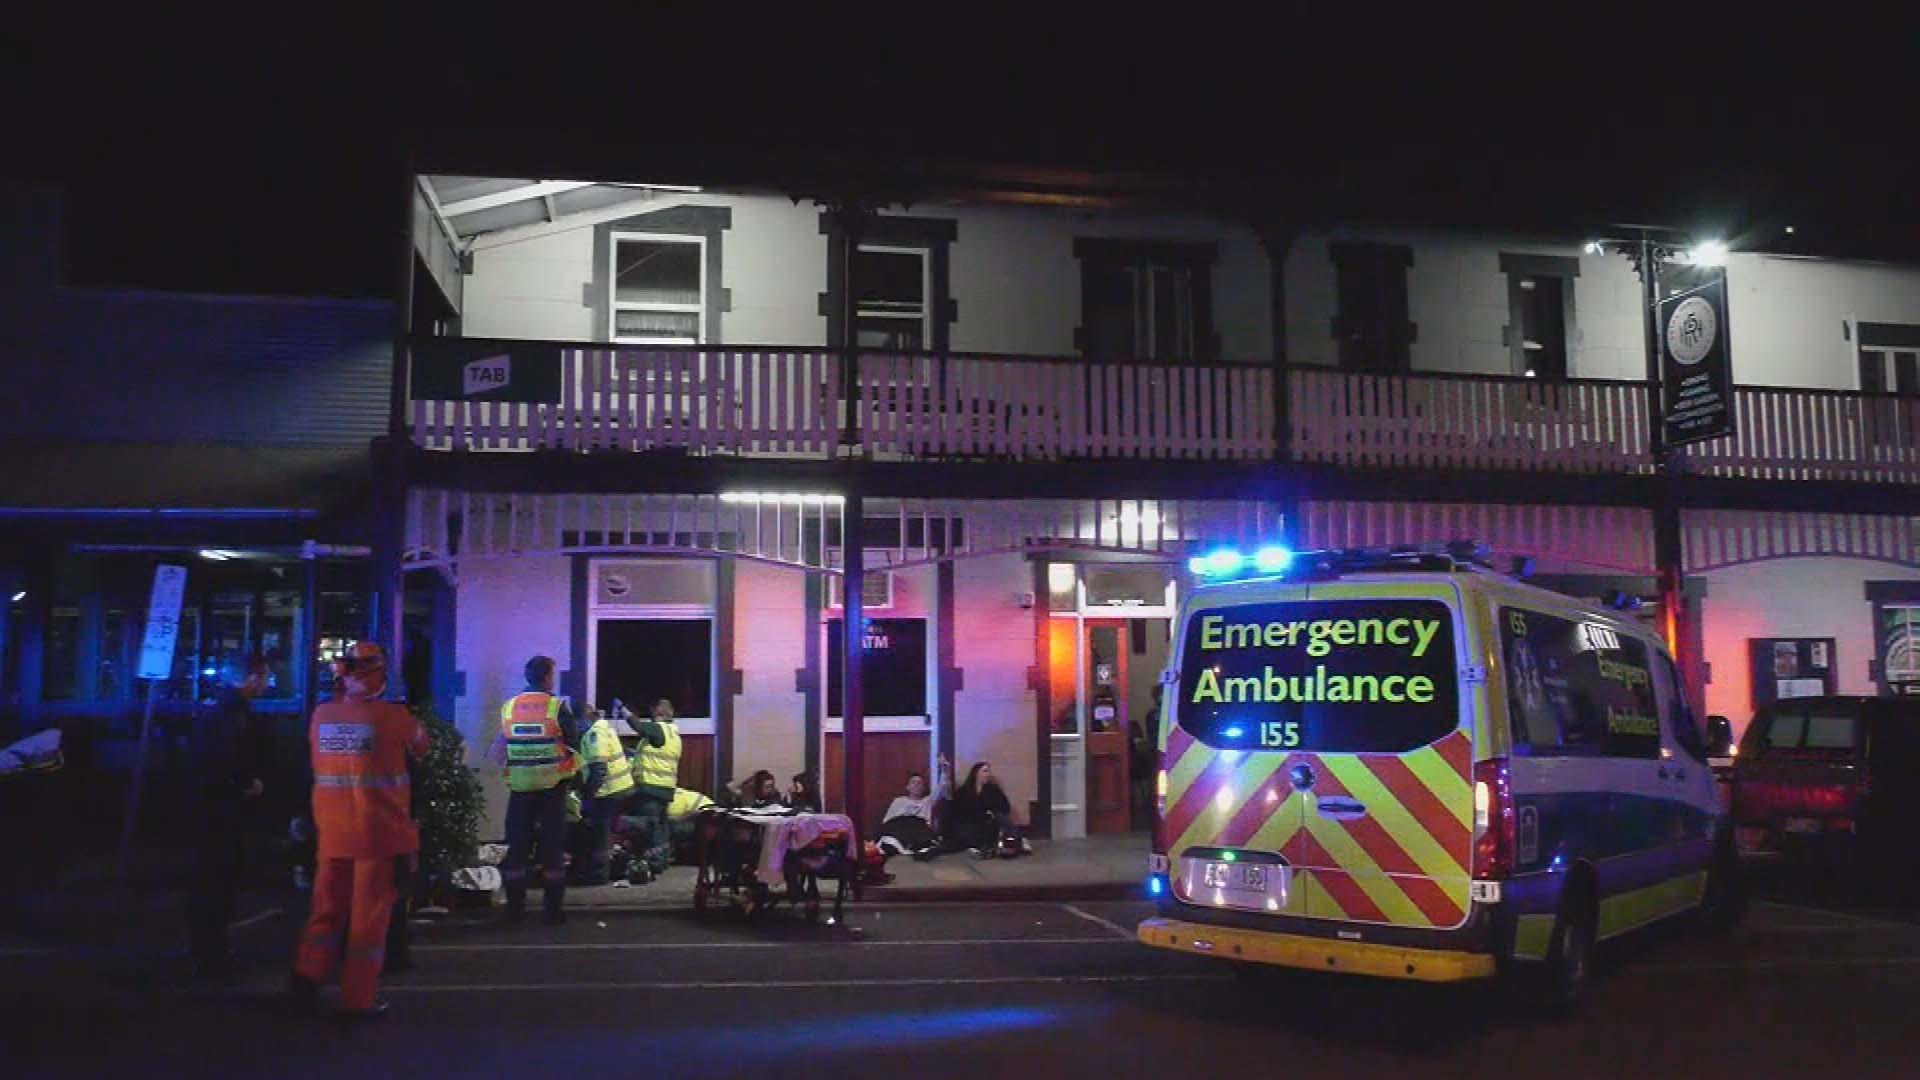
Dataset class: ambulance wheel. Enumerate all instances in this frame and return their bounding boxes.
[1542,890,1595,1017]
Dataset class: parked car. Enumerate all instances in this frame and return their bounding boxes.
[1730,695,1920,870]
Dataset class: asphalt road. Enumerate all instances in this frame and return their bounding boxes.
[8,870,1920,1079]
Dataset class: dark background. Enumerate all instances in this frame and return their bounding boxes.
[6,11,1917,303]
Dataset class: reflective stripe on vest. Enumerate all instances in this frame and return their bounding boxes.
[582,718,636,798]
[499,693,577,792]
[313,772,411,789]
[637,723,682,791]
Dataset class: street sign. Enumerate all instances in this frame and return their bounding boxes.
[1659,270,1736,448]
[136,564,188,680]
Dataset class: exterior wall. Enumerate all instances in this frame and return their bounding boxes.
[732,559,807,784]
[1699,557,1920,734]
[0,289,392,446]
[452,553,574,832]
[1724,256,1920,390]
[1285,229,1920,389]
[950,553,1040,821]
[459,193,1271,360]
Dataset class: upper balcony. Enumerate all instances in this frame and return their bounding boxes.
[405,343,1920,485]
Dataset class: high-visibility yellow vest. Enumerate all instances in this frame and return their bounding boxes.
[499,693,578,793]
[668,787,714,820]
[580,716,636,798]
[636,723,682,791]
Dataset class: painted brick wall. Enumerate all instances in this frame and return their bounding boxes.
[1699,557,1920,734]
[732,560,807,785]
[452,553,574,833]
[950,554,1040,822]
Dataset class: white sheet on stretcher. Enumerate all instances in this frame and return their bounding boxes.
[725,810,858,885]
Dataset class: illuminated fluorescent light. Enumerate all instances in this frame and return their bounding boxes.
[9,590,23,603]
[718,492,844,505]
[198,549,235,561]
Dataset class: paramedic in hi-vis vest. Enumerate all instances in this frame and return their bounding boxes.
[289,642,427,1020]
[573,703,636,885]
[629,697,683,880]
[489,656,582,923]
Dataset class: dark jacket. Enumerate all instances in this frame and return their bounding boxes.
[190,688,265,817]
[950,781,1012,828]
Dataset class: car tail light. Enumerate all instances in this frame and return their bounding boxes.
[1472,757,1515,880]
[1734,780,1865,819]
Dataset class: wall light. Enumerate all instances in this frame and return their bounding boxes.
[1684,240,1729,268]
[9,590,24,603]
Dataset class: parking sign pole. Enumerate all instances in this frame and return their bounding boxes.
[120,564,187,881]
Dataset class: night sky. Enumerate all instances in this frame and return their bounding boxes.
[9,15,1916,300]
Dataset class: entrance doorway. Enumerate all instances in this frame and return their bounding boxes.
[585,558,720,793]
[1045,561,1175,839]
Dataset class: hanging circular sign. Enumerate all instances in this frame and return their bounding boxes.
[1666,296,1718,366]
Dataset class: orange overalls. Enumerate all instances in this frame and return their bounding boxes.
[292,692,427,1012]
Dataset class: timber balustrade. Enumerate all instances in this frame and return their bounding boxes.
[407,345,1920,479]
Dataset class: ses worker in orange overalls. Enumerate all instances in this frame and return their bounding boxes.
[288,642,427,1020]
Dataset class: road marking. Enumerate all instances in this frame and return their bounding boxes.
[1062,903,1136,941]
[1649,955,1920,972]
[228,908,283,931]
[1754,901,1916,930]
[0,947,57,958]
[383,973,1228,993]
[417,937,1126,952]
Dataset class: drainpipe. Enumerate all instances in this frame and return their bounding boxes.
[299,541,322,724]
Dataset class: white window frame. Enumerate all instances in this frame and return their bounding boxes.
[854,243,931,350]
[1885,604,1920,683]
[609,232,706,345]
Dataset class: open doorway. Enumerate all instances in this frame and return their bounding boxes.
[1045,561,1175,838]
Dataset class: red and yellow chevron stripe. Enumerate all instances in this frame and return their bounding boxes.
[1163,728,1473,929]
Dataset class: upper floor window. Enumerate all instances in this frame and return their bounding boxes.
[853,245,929,351]
[1858,323,1920,395]
[1330,243,1414,372]
[1501,254,1580,380]
[611,233,704,344]
[1075,239,1216,363]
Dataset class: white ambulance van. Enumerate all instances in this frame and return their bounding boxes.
[1138,543,1739,1011]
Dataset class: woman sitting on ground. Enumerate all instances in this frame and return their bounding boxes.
[730,770,781,809]
[946,762,1033,859]
[876,755,951,860]
[785,772,821,813]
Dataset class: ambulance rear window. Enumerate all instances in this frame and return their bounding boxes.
[1175,598,1458,753]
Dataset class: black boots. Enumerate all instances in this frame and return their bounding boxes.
[542,884,567,926]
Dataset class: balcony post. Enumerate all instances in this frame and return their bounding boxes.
[830,202,872,456]
[374,152,417,688]
[1257,223,1296,464]
[840,491,867,836]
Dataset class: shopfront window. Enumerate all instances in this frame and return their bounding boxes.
[316,592,370,700]
[162,608,203,705]
[258,591,299,700]
[43,606,80,702]
[98,608,129,702]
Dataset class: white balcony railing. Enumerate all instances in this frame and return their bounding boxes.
[407,344,1920,480]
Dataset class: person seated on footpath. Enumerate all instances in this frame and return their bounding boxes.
[946,762,1033,859]
[875,754,951,860]
[727,770,781,809]
[785,772,822,813]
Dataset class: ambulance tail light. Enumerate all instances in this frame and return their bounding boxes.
[1152,768,1170,853]
[1472,757,1515,881]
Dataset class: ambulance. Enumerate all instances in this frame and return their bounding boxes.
[1137,542,1740,1012]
